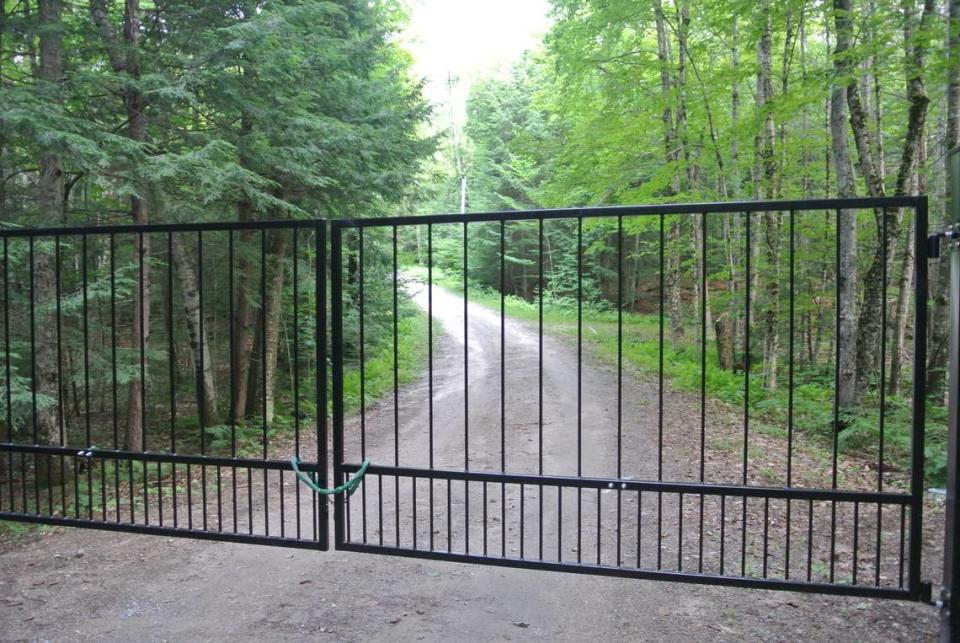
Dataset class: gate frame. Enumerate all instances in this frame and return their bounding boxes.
[329,196,931,601]
[0,218,329,550]
[940,146,960,642]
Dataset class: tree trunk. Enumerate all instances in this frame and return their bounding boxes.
[655,1,684,344]
[836,0,934,402]
[261,228,288,425]
[654,0,678,196]
[926,0,959,398]
[171,235,218,424]
[715,313,735,370]
[757,0,781,390]
[730,17,740,198]
[667,219,684,346]
[32,0,65,486]
[830,0,860,414]
[888,201,916,397]
[90,0,152,450]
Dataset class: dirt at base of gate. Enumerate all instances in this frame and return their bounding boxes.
[0,520,942,641]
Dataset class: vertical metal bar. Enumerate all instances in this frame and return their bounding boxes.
[428,223,434,551]
[678,492,684,571]
[520,483,525,559]
[700,212,708,483]
[617,214,623,566]
[28,237,37,448]
[910,197,928,596]
[138,233,146,452]
[807,500,814,582]
[260,230,268,536]
[293,228,300,540]
[558,485,563,562]
[331,222,345,548]
[876,205,890,589]
[830,207,844,583]
[55,238,66,515]
[482,481,487,556]
[577,216,582,564]
[699,211,707,573]
[879,206,889,489]
[538,218,545,559]
[462,221,470,554]
[446,477,451,552]
[317,220,328,548]
[853,501,860,585]
[198,231,208,532]
[4,237,12,511]
[82,234,92,518]
[500,220,506,557]
[786,209,796,579]
[394,225,401,547]
[637,490,643,568]
[359,227,367,544]
[167,234,176,457]
[658,214,665,571]
[227,230,235,533]
[246,464,253,535]
[743,212,752,577]
[279,468,285,538]
[762,497,769,578]
[109,235,119,520]
[940,149,960,642]
[720,495,726,575]
[158,460,164,527]
[596,487,601,566]
[900,503,906,588]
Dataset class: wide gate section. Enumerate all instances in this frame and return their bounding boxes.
[0,219,327,549]
[332,196,929,599]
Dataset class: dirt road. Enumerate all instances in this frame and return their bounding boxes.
[0,283,941,641]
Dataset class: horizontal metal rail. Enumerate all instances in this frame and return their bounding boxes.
[333,196,926,229]
[340,463,913,505]
[0,511,324,549]
[1,443,321,473]
[0,217,323,238]
[338,541,918,600]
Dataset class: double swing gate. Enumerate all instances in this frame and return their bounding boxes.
[1,195,953,610]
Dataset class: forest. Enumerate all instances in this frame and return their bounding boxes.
[0,0,958,500]
[0,0,432,482]
[417,0,959,483]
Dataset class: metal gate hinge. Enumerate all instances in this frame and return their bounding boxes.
[928,223,960,259]
[919,581,934,604]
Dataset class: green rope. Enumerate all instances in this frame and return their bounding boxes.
[290,456,370,497]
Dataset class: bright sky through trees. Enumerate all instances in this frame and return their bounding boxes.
[402,0,551,125]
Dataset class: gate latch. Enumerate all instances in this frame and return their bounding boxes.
[290,457,370,497]
[928,223,960,259]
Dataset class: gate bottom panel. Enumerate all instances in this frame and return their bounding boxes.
[0,444,326,549]
[337,465,919,599]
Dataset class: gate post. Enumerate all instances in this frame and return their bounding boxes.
[941,146,960,642]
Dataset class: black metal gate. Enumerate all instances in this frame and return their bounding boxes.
[331,196,930,600]
[0,195,945,605]
[0,219,327,549]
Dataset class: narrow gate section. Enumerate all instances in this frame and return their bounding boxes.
[332,197,929,599]
[0,220,327,549]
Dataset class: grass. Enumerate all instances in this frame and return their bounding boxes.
[406,264,946,486]
[341,310,434,414]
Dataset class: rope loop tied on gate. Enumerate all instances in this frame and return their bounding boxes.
[290,456,371,497]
